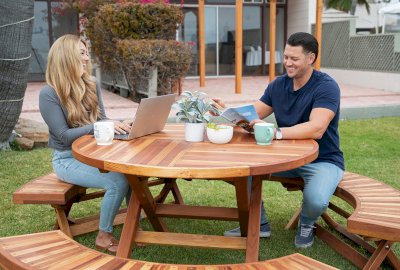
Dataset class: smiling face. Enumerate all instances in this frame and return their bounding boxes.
[79,41,90,74]
[283,44,315,80]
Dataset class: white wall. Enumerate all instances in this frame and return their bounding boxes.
[322,68,400,93]
[287,0,312,35]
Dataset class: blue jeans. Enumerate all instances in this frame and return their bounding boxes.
[255,162,344,226]
[52,150,130,233]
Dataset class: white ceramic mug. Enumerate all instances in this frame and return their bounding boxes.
[94,121,114,145]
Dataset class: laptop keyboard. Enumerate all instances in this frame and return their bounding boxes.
[114,133,129,140]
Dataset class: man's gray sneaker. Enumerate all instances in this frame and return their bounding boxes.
[295,223,315,248]
[223,223,271,238]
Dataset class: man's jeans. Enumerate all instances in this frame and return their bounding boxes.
[52,150,130,233]
[253,162,344,226]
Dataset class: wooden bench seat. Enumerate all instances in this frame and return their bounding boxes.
[269,172,400,270]
[0,230,338,270]
[13,173,183,238]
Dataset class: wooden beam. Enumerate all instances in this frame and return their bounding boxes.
[155,204,239,221]
[135,231,247,250]
[235,0,242,94]
[314,0,323,70]
[269,0,276,82]
[199,0,205,87]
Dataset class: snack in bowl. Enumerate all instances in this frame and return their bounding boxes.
[206,124,234,144]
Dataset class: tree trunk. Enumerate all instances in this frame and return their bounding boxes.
[0,0,34,150]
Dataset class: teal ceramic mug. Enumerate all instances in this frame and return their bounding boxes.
[254,122,274,145]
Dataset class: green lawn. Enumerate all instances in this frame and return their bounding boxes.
[0,117,399,269]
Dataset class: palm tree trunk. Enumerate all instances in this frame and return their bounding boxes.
[0,0,34,150]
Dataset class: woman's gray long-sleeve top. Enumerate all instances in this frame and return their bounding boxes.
[39,83,108,150]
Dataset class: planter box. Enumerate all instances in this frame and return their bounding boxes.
[100,68,157,98]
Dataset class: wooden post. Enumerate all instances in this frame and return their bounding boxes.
[235,0,242,94]
[269,0,276,82]
[314,0,323,70]
[199,0,205,87]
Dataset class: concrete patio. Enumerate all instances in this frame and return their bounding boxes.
[21,76,400,123]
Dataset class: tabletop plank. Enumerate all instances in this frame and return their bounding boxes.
[72,124,318,179]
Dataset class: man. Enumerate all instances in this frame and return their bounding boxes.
[216,32,344,248]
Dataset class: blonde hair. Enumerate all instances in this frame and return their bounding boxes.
[46,34,99,127]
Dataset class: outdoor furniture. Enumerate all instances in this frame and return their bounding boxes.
[245,48,283,66]
[0,230,339,270]
[270,172,400,270]
[72,123,319,262]
[13,173,183,238]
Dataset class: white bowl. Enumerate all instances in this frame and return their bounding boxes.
[206,125,234,144]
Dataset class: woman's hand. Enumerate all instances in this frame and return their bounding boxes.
[113,120,131,135]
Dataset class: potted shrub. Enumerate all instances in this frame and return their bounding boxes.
[174,91,218,142]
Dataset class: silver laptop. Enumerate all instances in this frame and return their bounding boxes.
[114,94,176,140]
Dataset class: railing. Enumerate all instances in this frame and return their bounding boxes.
[313,20,400,73]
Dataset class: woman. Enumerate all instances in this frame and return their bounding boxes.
[39,34,131,253]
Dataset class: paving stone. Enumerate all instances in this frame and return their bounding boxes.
[15,137,34,150]
[14,118,48,148]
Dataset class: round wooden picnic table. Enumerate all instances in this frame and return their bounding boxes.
[72,124,318,262]
[72,124,319,179]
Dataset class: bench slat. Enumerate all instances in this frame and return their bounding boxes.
[0,230,338,270]
[13,173,84,205]
[271,171,400,269]
[135,231,247,250]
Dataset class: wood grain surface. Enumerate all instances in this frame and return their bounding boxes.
[0,230,339,270]
[342,172,400,242]
[72,124,319,178]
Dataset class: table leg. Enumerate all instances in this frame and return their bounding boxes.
[245,175,263,262]
[153,179,184,205]
[116,185,141,258]
[234,177,249,236]
[127,175,168,232]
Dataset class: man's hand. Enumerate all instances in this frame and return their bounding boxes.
[249,119,266,127]
[210,98,226,116]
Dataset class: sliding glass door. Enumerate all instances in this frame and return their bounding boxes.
[179,4,283,77]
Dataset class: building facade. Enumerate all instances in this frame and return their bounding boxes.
[29,0,319,81]
[30,0,78,81]
[173,0,287,77]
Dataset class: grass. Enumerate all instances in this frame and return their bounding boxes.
[0,117,399,269]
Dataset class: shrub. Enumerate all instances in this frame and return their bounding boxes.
[83,1,189,101]
[86,2,183,72]
[116,39,191,97]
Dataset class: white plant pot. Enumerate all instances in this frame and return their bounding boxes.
[206,125,234,144]
[185,123,205,142]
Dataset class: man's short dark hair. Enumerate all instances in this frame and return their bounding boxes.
[287,32,318,64]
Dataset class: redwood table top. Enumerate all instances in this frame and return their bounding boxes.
[72,124,319,179]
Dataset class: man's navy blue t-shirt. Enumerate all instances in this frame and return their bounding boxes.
[260,70,344,170]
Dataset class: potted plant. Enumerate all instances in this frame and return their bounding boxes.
[174,91,218,142]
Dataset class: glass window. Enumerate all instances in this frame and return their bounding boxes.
[205,7,217,76]
[30,1,49,79]
[265,7,285,74]
[29,1,78,81]
[206,0,235,4]
[242,6,262,75]
[178,8,199,76]
[218,7,235,75]
[51,2,78,41]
